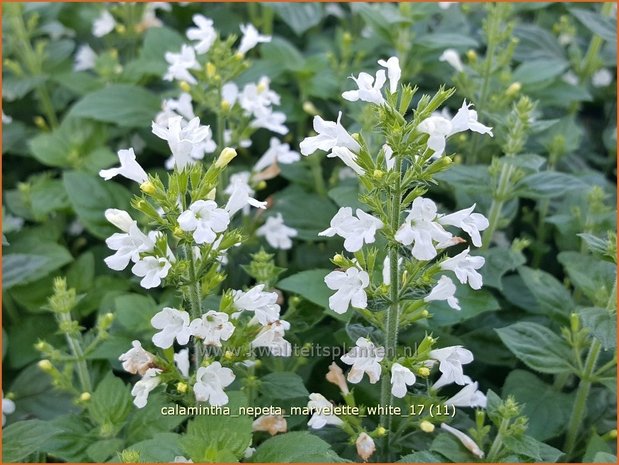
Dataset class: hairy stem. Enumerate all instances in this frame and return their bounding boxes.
[481,163,514,249]
[487,417,509,461]
[57,313,92,393]
[578,2,615,82]
[184,245,204,369]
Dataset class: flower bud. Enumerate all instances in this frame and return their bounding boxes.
[570,313,580,333]
[375,426,387,437]
[139,181,155,195]
[176,382,188,393]
[421,309,429,318]
[179,81,191,92]
[506,82,522,97]
[420,420,435,433]
[342,32,353,44]
[355,433,375,461]
[255,180,267,191]
[302,101,319,116]
[224,350,234,360]
[252,415,288,436]
[99,312,115,330]
[35,340,50,352]
[332,254,347,267]
[215,147,237,168]
[206,62,217,78]
[221,100,231,112]
[207,188,217,200]
[326,362,349,395]
[119,449,140,463]
[234,51,244,60]
[466,49,477,63]
[173,226,184,238]
[608,429,617,439]
[34,116,47,129]
[80,392,91,402]
[38,359,53,372]
[115,24,126,34]
[373,169,384,179]
[418,366,431,377]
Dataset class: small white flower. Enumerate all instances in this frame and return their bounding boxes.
[592,68,613,87]
[152,116,213,169]
[104,215,155,271]
[329,146,364,175]
[150,307,193,348]
[342,70,386,105]
[444,381,487,408]
[254,137,301,172]
[178,200,230,245]
[325,266,370,314]
[252,415,288,435]
[174,348,190,378]
[382,255,403,286]
[300,111,360,156]
[429,345,474,389]
[194,362,235,405]
[232,284,281,325]
[118,340,155,376]
[251,320,291,356]
[99,148,148,185]
[164,44,200,85]
[440,248,485,290]
[356,432,376,461]
[92,10,116,37]
[424,275,461,311]
[440,423,485,459]
[132,256,172,289]
[187,14,217,54]
[341,337,384,384]
[224,171,267,216]
[438,204,489,247]
[74,44,97,71]
[131,368,161,408]
[238,24,271,55]
[2,392,15,426]
[240,77,281,115]
[439,49,464,72]
[395,197,453,261]
[562,71,579,86]
[104,208,134,233]
[378,56,401,94]
[221,82,239,107]
[390,363,416,398]
[156,93,196,125]
[319,207,383,252]
[307,393,344,429]
[256,213,298,250]
[189,311,235,347]
[250,106,288,135]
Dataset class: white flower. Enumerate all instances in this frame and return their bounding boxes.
[319,207,383,252]
[119,340,155,376]
[429,345,474,389]
[329,146,364,175]
[189,311,235,347]
[194,362,235,405]
[164,44,200,85]
[356,433,376,461]
[92,10,116,37]
[324,266,370,314]
[252,415,288,435]
[592,68,613,87]
[152,116,213,169]
[74,44,97,71]
[240,77,281,115]
[250,106,288,135]
[424,275,461,311]
[2,112,12,125]
[187,14,217,54]
[395,197,453,261]
[440,248,485,290]
[251,320,291,356]
[382,143,395,170]
[2,392,15,426]
[174,348,190,378]
[342,70,386,105]
[439,49,464,72]
[256,213,298,250]
[562,71,579,86]
[244,447,256,459]
[104,208,134,233]
[132,256,172,289]
[150,307,193,348]
[221,82,239,107]
[178,200,230,244]
[254,137,301,172]
[224,171,267,216]
[438,204,489,247]
[390,363,416,398]
[300,111,360,156]
[382,255,403,286]
[440,423,485,459]
[341,337,384,384]
[104,214,155,271]
[307,393,344,429]
[156,93,196,124]
[445,381,487,408]
[131,368,161,408]
[232,284,281,325]
[378,56,401,94]
[238,24,271,55]
[417,100,493,158]
[99,148,148,185]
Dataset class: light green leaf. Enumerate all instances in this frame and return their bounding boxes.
[250,432,344,462]
[3,420,61,462]
[513,172,587,199]
[271,3,323,36]
[125,432,184,462]
[578,307,616,350]
[518,266,575,318]
[259,372,309,400]
[88,373,133,427]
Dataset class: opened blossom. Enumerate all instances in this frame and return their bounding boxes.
[429,345,474,389]
[324,266,370,314]
[152,116,213,169]
[99,148,148,185]
[186,14,217,54]
[250,106,288,135]
[424,275,461,311]
[132,255,172,289]
[178,200,230,245]
[156,93,196,125]
[74,44,97,71]
[238,23,271,55]
[119,340,155,376]
[341,337,384,384]
[174,348,190,378]
[224,171,267,216]
[92,10,116,37]
[445,381,487,408]
[104,210,155,271]
[150,307,193,349]
[300,111,360,156]
[319,207,384,252]
[378,56,401,93]
[439,49,464,72]
[164,44,200,85]
[233,284,281,325]
[438,204,489,247]
[441,248,485,290]
[256,213,298,250]
[194,362,235,406]
[131,368,161,408]
[307,393,344,429]
[329,146,364,175]
[254,137,301,172]
[251,320,291,356]
[189,311,235,347]
[390,363,416,398]
[342,70,386,105]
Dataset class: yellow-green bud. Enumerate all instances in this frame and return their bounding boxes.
[333,254,347,267]
[179,81,191,93]
[373,169,384,179]
[207,188,217,200]
[173,226,184,238]
[342,31,353,44]
[421,309,429,318]
[38,359,53,372]
[466,49,477,63]
[206,62,217,78]
[302,101,318,116]
[221,100,231,112]
[139,181,155,195]
[420,421,435,433]
[176,382,188,393]
[115,24,126,34]
[506,82,522,97]
[570,313,580,333]
[375,426,387,437]
[608,429,617,439]
[119,449,141,463]
[35,340,48,352]
[418,367,431,377]
[34,116,47,129]
[80,392,91,402]
[224,350,234,360]
[256,180,267,190]
[234,51,244,60]
[215,147,237,168]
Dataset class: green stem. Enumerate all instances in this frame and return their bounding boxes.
[57,313,92,393]
[578,2,615,82]
[481,163,514,249]
[487,417,509,461]
[184,245,204,369]
[379,157,403,460]
[308,154,327,196]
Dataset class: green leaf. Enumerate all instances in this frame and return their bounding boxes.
[558,252,616,305]
[88,373,133,427]
[328,182,367,212]
[3,240,73,289]
[66,251,95,292]
[125,433,184,462]
[503,370,573,440]
[569,7,616,42]
[578,307,616,350]
[496,322,575,374]
[63,171,132,239]
[271,3,323,36]
[125,27,185,78]
[3,420,60,462]
[69,84,161,127]
[250,432,344,462]
[435,165,492,194]
[478,247,526,290]
[429,287,500,326]
[502,434,563,462]
[518,266,575,318]
[86,439,124,462]
[259,372,309,400]
[114,293,160,335]
[125,393,188,444]
[261,37,305,72]
[513,172,587,199]
[45,415,98,462]
[398,451,444,462]
[513,58,568,85]
[417,33,479,49]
